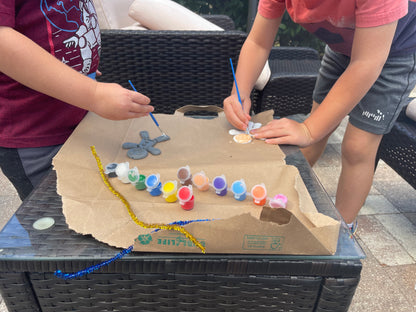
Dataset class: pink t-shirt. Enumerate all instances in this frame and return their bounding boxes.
[0,0,101,148]
[258,0,416,56]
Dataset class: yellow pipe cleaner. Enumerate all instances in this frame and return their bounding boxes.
[90,146,205,253]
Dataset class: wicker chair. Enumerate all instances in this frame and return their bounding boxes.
[97,15,320,117]
[97,30,252,115]
[376,109,416,189]
[255,46,321,116]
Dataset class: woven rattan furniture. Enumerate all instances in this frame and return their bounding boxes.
[256,46,321,117]
[376,109,416,189]
[97,26,320,117]
[0,146,364,312]
[97,29,256,115]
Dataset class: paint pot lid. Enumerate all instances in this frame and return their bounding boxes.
[178,185,193,202]
[251,184,267,199]
[145,173,160,188]
[212,175,227,190]
[231,180,246,195]
[162,180,177,195]
[177,165,191,180]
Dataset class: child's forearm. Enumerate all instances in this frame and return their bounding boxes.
[304,22,397,142]
[234,14,282,98]
[304,61,384,141]
[0,26,96,111]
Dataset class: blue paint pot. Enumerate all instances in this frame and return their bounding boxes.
[145,173,162,196]
[231,179,247,201]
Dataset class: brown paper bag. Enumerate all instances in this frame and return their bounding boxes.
[53,106,340,255]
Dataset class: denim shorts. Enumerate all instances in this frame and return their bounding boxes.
[313,45,416,134]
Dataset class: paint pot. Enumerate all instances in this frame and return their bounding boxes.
[177,185,195,210]
[115,162,130,183]
[162,180,178,203]
[135,174,147,190]
[145,173,162,196]
[104,162,118,178]
[127,167,146,190]
[269,194,288,208]
[192,171,210,191]
[231,179,247,201]
[212,175,227,196]
[251,183,267,206]
[128,167,140,183]
[177,165,192,186]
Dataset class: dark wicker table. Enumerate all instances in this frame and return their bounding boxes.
[0,147,364,312]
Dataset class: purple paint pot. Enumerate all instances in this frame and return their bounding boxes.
[212,175,227,196]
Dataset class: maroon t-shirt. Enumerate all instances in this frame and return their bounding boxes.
[0,0,101,148]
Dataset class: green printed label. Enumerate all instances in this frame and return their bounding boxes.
[136,234,152,245]
[136,234,205,249]
[242,235,284,251]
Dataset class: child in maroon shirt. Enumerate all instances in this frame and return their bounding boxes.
[0,0,153,199]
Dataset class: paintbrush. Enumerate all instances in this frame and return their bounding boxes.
[229,58,249,134]
[128,80,168,137]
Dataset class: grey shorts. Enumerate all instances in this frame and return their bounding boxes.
[313,45,416,134]
[0,145,62,200]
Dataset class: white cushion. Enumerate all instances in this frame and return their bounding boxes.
[121,22,149,30]
[128,0,270,90]
[128,0,223,31]
[406,98,416,121]
[254,60,271,91]
[93,0,137,29]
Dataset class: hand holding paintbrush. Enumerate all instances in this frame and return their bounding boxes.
[228,58,251,134]
[128,80,168,138]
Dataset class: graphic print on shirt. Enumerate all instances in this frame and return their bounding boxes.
[40,0,101,75]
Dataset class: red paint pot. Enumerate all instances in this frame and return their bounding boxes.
[177,185,195,210]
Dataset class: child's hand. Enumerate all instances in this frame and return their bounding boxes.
[223,94,251,130]
[91,82,154,120]
[251,118,313,147]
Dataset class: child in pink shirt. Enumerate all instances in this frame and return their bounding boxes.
[224,0,416,229]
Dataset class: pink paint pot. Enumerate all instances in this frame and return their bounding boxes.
[177,185,195,210]
[251,183,267,206]
[269,194,288,208]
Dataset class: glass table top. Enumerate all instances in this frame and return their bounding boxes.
[0,145,365,262]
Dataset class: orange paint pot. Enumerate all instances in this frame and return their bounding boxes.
[250,183,267,206]
[192,171,210,191]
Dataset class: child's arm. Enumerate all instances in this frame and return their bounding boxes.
[0,26,153,120]
[253,21,398,146]
[223,13,282,130]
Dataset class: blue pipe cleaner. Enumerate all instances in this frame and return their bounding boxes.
[54,245,133,280]
[54,219,217,280]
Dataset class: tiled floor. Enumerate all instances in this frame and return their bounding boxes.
[0,116,415,312]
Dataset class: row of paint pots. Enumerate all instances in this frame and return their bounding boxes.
[105,163,287,211]
[193,171,287,209]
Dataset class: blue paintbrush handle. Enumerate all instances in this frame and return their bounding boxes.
[149,112,159,127]
[229,58,243,107]
[128,80,159,127]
